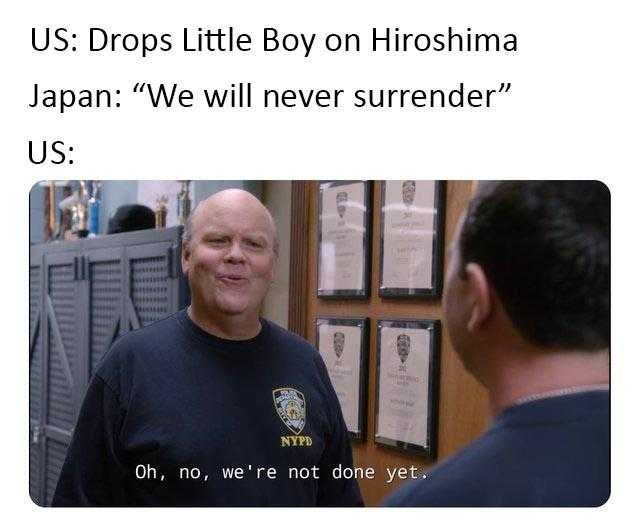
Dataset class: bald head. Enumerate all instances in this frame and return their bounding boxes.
[183,189,279,257]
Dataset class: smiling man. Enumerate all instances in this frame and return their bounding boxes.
[183,189,278,340]
[53,189,363,507]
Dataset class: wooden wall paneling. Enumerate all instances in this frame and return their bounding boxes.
[435,182,490,461]
[303,180,489,506]
[288,181,310,336]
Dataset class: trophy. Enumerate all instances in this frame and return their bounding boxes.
[177,181,192,226]
[155,195,168,229]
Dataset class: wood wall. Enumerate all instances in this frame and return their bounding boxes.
[299,180,490,506]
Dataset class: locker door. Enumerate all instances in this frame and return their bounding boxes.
[29,255,44,505]
[41,251,80,505]
[86,247,125,378]
[124,242,179,331]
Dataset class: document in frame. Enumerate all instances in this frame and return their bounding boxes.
[316,317,368,440]
[375,319,439,456]
[318,181,371,298]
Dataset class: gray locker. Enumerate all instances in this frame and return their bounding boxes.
[28,227,189,505]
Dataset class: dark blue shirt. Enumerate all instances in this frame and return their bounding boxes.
[384,391,610,507]
[53,309,363,507]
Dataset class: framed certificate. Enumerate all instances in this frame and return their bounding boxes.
[317,181,372,298]
[374,319,440,457]
[316,317,369,441]
[379,181,446,298]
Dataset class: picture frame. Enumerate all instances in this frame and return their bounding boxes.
[374,318,440,457]
[316,316,369,441]
[379,181,446,298]
[317,181,372,299]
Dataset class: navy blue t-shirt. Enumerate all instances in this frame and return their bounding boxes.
[384,391,610,507]
[52,309,363,507]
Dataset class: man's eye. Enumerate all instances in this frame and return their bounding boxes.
[209,237,227,244]
[245,240,263,249]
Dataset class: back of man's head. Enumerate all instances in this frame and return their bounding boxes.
[458,181,610,351]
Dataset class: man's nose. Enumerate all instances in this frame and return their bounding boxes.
[224,240,246,263]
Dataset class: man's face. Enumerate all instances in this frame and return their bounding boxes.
[182,194,276,319]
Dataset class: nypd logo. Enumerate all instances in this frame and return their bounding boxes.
[273,388,306,434]
[272,387,312,447]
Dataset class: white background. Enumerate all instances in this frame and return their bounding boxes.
[2,0,637,521]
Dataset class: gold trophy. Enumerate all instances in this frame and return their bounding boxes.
[155,195,168,229]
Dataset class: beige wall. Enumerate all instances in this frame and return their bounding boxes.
[261,181,292,329]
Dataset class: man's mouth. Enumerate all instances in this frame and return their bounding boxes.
[217,274,248,285]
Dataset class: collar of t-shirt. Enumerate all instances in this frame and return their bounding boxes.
[174,307,271,359]
[492,390,609,430]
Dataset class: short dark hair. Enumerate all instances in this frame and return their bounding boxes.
[459,181,610,350]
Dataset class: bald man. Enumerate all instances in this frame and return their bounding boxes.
[53,190,363,507]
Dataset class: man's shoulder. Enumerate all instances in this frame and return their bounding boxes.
[385,430,504,506]
[263,319,329,381]
[264,319,317,354]
[112,311,183,351]
[385,395,611,506]
[95,312,183,382]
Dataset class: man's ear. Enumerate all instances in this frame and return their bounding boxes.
[181,243,191,275]
[268,257,276,285]
[465,263,492,332]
